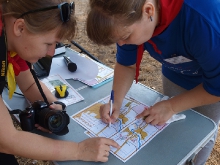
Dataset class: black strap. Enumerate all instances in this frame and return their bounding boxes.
[26,62,49,105]
[0,81,6,95]
[0,153,19,165]
[0,28,8,95]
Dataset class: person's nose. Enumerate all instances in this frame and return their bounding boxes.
[117,40,126,46]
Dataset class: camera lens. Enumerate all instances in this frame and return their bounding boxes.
[49,114,62,128]
[36,108,70,135]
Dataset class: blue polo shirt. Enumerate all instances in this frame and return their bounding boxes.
[116,0,220,96]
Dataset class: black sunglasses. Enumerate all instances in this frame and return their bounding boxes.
[19,2,75,22]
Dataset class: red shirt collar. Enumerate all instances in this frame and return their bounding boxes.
[152,0,184,37]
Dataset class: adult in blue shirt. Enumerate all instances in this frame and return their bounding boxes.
[86,0,220,164]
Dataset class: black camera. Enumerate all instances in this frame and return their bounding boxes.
[19,100,70,135]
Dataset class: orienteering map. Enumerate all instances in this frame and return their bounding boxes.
[71,95,169,162]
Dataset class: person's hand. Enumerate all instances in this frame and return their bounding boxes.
[136,100,175,125]
[100,103,120,124]
[35,123,52,133]
[77,137,119,162]
[49,103,63,111]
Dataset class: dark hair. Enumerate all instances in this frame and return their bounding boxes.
[0,0,76,40]
[86,0,146,45]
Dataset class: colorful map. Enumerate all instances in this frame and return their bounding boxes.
[71,95,169,162]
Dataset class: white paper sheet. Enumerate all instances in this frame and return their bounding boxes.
[77,54,114,87]
[50,51,98,81]
[41,74,84,106]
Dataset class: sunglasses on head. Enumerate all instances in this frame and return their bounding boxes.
[19,2,75,22]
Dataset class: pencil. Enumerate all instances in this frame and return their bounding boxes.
[109,90,114,127]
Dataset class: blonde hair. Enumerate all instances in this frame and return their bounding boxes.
[1,0,76,40]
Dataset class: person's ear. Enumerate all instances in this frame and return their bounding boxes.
[13,18,25,36]
[142,2,155,21]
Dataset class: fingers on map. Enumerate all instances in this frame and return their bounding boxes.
[71,95,168,162]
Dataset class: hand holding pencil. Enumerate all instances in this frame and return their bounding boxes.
[99,89,120,126]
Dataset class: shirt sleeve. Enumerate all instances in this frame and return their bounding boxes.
[186,14,220,96]
[116,44,138,66]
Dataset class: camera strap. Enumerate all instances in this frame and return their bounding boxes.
[26,62,67,110]
[26,62,49,105]
[0,12,7,95]
[0,28,8,95]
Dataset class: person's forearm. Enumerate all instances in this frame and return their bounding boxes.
[113,63,136,108]
[23,81,58,104]
[169,84,220,113]
[2,130,78,161]
[15,70,57,104]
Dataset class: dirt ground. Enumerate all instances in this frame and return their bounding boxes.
[14,0,219,164]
